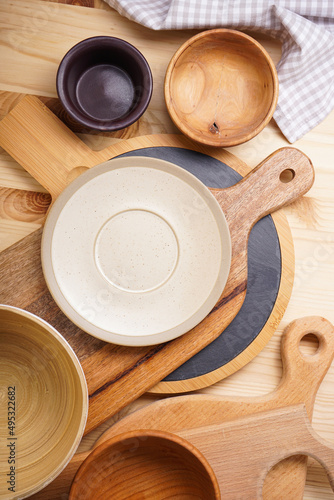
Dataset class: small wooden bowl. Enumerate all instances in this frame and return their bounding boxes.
[69,430,220,499]
[165,29,279,147]
[0,305,88,499]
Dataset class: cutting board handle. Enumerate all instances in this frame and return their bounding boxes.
[212,147,314,234]
[301,434,334,492]
[0,97,314,220]
[0,96,102,200]
[273,405,334,493]
[279,316,334,410]
[179,404,334,498]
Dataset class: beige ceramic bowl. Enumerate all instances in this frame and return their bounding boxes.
[0,305,88,500]
[165,29,279,147]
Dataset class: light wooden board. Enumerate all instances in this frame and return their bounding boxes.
[26,317,334,499]
[0,120,295,394]
[0,1,334,498]
[69,404,334,500]
[0,99,307,437]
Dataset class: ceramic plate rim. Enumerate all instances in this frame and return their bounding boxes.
[41,156,231,346]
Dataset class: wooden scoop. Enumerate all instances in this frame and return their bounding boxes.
[0,97,314,435]
[28,316,334,499]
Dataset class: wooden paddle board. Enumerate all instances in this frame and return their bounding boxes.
[0,96,313,435]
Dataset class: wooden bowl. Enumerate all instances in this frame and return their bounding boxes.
[165,29,279,147]
[69,430,220,499]
[0,305,88,499]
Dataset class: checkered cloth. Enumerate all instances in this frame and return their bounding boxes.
[104,0,334,143]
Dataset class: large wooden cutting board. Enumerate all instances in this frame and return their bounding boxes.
[0,97,300,435]
[0,139,294,394]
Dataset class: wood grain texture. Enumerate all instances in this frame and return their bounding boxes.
[0,187,50,223]
[29,316,334,500]
[165,29,279,147]
[0,98,313,436]
[47,0,112,9]
[1,1,334,498]
[0,186,49,249]
[178,404,334,498]
[69,430,220,500]
[49,0,95,7]
[0,305,88,500]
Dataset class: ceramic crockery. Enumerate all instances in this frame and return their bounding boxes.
[57,36,153,131]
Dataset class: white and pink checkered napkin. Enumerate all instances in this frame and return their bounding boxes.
[104,0,334,143]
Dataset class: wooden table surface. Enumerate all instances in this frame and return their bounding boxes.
[0,1,334,498]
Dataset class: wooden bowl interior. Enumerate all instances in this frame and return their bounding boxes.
[165,30,278,146]
[70,431,220,499]
[0,307,87,499]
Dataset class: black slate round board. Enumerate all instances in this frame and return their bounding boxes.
[117,146,283,384]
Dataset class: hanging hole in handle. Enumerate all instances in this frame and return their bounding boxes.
[280,169,295,183]
[299,333,320,356]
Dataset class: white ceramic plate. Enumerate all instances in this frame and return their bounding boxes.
[41,157,231,346]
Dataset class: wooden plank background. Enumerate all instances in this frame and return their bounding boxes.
[0,1,334,498]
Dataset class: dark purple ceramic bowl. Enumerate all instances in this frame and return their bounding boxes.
[56,36,153,131]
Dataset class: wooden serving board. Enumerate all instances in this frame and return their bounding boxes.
[0,96,312,438]
[0,142,294,394]
[29,316,334,499]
